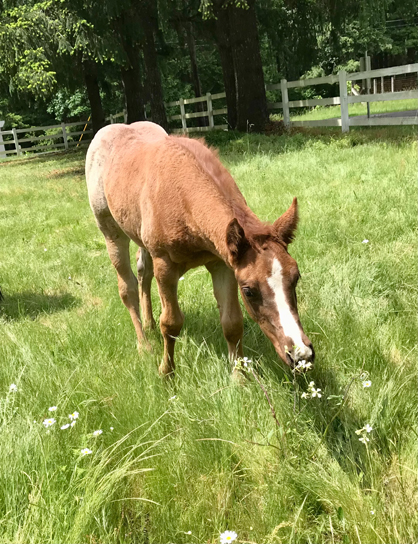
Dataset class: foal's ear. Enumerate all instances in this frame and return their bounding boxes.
[226,218,251,265]
[273,197,299,246]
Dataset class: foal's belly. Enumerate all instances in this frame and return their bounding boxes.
[172,250,220,272]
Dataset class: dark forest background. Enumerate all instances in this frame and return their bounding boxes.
[0,0,417,133]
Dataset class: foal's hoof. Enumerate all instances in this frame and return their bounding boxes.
[137,340,152,354]
[232,368,247,385]
[158,362,175,379]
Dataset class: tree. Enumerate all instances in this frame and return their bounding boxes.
[204,0,268,132]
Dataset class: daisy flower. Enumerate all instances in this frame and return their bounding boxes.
[362,380,372,388]
[9,384,18,392]
[92,430,103,436]
[61,423,70,430]
[43,418,56,428]
[69,411,79,421]
[220,530,237,544]
[48,406,57,412]
[80,448,93,456]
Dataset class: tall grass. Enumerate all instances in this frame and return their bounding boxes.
[0,126,417,543]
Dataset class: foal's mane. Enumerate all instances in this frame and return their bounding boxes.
[170,135,273,248]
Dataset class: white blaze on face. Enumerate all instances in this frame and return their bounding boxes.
[267,258,312,360]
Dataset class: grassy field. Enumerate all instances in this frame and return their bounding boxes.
[0,126,417,544]
[271,98,417,122]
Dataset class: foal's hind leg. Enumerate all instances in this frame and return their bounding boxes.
[98,218,147,349]
[136,248,156,330]
[206,261,244,363]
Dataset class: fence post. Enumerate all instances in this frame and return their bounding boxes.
[206,93,214,129]
[380,76,384,93]
[280,79,290,127]
[61,122,68,150]
[338,70,349,133]
[11,128,21,156]
[179,98,187,132]
[391,76,395,93]
[365,55,371,93]
[123,109,127,123]
[0,120,5,158]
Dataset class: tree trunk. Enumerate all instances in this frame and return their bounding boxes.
[142,30,169,130]
[82,59,105,135]
[228,0,268,132]
[214,4,237,130]
[185,20,206,126]
[141,0,168,131]
[120,39,146,124]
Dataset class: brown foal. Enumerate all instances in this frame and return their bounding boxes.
[85,122,314,375]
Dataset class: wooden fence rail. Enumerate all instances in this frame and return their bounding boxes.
[1,63,416,160]
[268,62,418,132]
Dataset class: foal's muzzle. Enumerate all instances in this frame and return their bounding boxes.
[286,342,315,369]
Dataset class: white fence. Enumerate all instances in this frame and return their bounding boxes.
[1,63,417,160]
[0,92,228,160]
[0,120,93,159]
[267,63,418,132]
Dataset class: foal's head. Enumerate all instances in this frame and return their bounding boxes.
[226,198,314,368]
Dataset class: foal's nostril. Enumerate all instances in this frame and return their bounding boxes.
[286,351,296,368]
[309,344,315,362]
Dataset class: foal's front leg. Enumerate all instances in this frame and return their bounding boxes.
[153,256,184,376]
[206,261,244,364]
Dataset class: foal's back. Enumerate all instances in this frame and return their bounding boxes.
[86,121,245,253]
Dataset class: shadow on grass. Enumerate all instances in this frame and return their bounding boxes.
[45,166,85,181]
[0,148,86,169]
[202,126,417,167]
[0,291,80,320]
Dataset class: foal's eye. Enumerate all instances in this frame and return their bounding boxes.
[242,287,257,299]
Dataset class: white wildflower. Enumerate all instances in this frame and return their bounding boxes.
[110,427,114,431]
[9,384,18,392]
[43,418,56,428]
[179,276,185,281]
[70,420,77,428]
[169,395,176,401]
[362,239,369,244]
[220,530,238,544]
[364,424,373,433]
[301,392,308,399]
[61,423,70,430]
[311,387,322,398]
[69,411,79,421]
[92,429,103,436]
[362,380,372,388]
[80,448,93,456]
[359,436,370,444]
[48,406,57,412]
[370,510,375,515]
[294,359,312,372]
